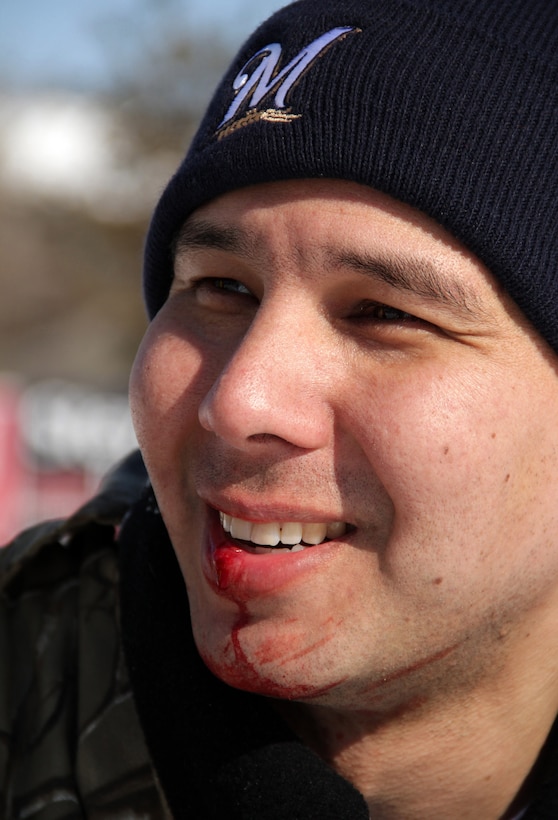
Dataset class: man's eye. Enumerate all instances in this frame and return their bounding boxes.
[353,301,418,322]
[203,277,252,295]
[187,276,257,313]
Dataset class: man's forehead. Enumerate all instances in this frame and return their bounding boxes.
[173,178,455,257]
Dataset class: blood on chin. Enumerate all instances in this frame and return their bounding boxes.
[194,619,348,701]
[193,517,355,698]
[190,583,349,700]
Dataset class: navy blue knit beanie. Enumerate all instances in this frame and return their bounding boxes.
[143,0,558,351]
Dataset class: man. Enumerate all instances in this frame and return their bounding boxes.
[2,0,558,817]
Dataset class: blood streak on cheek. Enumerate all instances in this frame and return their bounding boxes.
[362,641,462,695]
[252,617,339,667]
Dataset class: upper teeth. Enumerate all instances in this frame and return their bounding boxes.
[219,512,347,547]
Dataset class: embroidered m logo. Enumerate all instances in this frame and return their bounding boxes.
[218,26,357,136]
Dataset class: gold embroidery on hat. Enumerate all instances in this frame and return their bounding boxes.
[217,108,302,140]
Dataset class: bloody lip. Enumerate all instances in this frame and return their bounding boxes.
[202,509,339,601]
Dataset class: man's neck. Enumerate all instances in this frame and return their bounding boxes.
[277,648,558,819]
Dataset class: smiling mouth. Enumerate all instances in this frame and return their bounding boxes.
[219,512,349,554]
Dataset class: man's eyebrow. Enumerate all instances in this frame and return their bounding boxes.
[173,218,256,258]
[333,249,485,318]
[173,218,485,319]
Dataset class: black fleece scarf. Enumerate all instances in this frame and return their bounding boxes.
[119,489,558,820]
[119,488,369,819]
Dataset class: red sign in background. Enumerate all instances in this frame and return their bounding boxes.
[0,379,136,546]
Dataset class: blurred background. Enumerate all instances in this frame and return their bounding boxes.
[0,0,283,543]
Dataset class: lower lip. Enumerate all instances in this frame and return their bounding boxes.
[202,514,338,601]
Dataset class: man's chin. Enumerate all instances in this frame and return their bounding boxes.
[201,649,348,702]
[193,623,349,702]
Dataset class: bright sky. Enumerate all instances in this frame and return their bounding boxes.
[0,0,285,91]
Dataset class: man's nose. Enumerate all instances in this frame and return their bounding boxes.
[198,305,333,452]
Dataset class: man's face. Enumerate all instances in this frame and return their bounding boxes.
[130,179,558,713]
